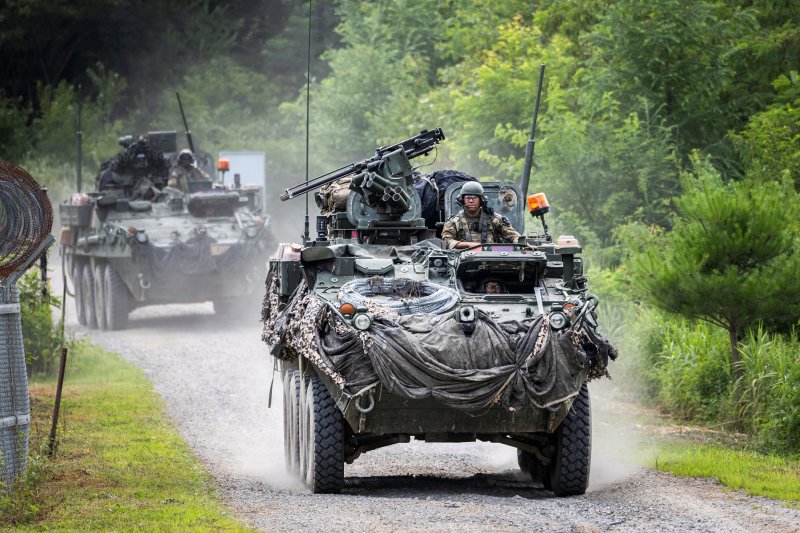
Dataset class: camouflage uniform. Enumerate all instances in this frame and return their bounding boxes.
[168,165,210,193]
[441,209,522,249]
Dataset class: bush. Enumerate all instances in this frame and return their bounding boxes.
[18,267,63,377]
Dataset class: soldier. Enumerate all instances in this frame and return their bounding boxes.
[168,149,210,193]
[440,181,522,249]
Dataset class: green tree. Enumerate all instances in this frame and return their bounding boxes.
[733,71,800,188]
[631,157,800,384]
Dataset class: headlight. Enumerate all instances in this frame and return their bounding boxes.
[549,311,568,330]
[135,231,148,244]
[352,313,372,331]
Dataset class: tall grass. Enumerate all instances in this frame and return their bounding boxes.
[592,254,800,457]
[738,326,800,455]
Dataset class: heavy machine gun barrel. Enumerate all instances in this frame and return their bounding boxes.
[281,128,445,201]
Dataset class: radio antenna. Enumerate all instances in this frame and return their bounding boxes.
[303,0,313,242]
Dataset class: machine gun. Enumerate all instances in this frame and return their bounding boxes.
[280,128,445,201]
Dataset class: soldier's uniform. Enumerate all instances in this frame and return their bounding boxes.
[440,209,522,249]
[168,165,210,194]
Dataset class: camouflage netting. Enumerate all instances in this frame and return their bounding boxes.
[262,274,617,413]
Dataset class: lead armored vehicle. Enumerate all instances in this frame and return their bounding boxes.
[60,130,274,330]
[262,128,616,496]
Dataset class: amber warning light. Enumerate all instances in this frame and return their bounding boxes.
[527,192,550,217]
[217,159,230,171]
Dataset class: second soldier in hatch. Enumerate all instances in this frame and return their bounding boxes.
[168,149,211,193]
[441,181,522,250]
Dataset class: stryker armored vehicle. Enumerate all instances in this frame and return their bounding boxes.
[60,129,274,330]
[261,127,617,496]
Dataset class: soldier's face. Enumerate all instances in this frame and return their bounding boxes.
[484,282,502,294]
[463,195,481,214]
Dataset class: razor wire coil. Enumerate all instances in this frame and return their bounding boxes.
[339,276,459,315]
[0,161,53,278]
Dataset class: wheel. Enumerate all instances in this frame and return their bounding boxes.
[548,384,591,496]
[283,370,301,473]
[104,265,130,330]
[72,262,87,326]
[94,263,108,330]
[81,263,98,329]
[518,449,546,483]
[301,374,344,493]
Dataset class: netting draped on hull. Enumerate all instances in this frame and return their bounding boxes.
[262,274,617,413]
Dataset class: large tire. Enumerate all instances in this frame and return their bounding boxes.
[81,263,98,329]
[94,263,108,330]
[283,370,301,473]
[104,265,130,330]
[548,384,591,497]
[300,374,344,493]
[72,262,87,326]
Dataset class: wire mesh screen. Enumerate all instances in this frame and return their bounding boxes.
[0,161,53,278]
[1,285,29,489]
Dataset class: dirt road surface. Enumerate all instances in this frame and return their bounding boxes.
[61,292,799,532]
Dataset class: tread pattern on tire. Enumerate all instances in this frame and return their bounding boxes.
[104,265,129,330]
[94,263,107,330]
[73,263,87,326]
[303,374,344,494]
[283,370,301,473]
[549,383,591,497]
[81,263,98,329]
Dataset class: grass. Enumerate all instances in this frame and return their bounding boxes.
[0,342,254,531]
[650,444,800,507]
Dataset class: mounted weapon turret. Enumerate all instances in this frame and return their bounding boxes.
[281,128,445,244]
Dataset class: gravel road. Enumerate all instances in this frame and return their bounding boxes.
[61,289,799,532]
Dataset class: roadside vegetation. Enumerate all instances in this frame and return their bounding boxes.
[0,338,251,530]
[3,0,799,508]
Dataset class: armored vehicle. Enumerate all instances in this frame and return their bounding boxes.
[60,130,274,330]
[262,128,617,496]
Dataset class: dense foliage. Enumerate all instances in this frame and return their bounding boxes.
[3,0,799,453]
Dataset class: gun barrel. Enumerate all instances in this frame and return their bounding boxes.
[280,128,446,202]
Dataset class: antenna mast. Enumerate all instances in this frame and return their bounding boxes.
[520,64,545,200]
[302,0,313,242]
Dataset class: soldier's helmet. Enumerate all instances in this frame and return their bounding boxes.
[459,181,485,204]
[178,149,194,165]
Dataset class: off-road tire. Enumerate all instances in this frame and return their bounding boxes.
[283,370,301,473]
[301,374,344,493]
[73,262,87,326]
[81,263,98,329]
[104,265,129,330]
[548,383,591,496]
[93,263,108,330]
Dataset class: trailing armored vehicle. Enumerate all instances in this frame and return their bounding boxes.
[262,127,617,496]
[60,129,274,330]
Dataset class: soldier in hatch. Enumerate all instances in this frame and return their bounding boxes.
[168,149,210,193]
[441,181,522,249]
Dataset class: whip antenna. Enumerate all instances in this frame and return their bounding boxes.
[303,0,313,242]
